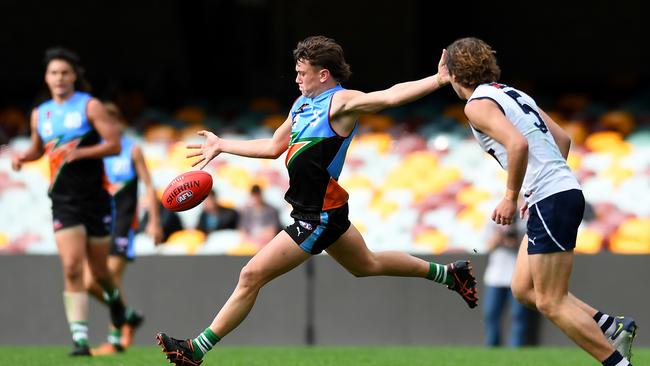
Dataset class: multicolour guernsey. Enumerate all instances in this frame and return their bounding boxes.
[36,91,107,199]
[284,85,357,220]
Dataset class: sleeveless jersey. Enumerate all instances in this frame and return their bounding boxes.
[104,136,139,228]
[284,85,358,218]
[467,83,580,205]
[36,91,107,199]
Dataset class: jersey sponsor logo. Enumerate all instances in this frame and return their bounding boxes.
[294,103,308,114]
[64,112,83,129]
[292,103,309,126]
[42,110,54,137]
[176,190,194,204]
[298,220,313,230]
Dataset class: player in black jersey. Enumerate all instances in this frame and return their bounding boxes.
[11,48,130,356]
[156,36,476,366]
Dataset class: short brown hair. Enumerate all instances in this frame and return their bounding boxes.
[446,37,501,88]
[293,36,352,82]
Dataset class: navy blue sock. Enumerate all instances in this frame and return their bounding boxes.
[602,350,630,366]
[593,311,604,322]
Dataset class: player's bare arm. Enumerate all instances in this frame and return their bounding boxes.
[330,50,450,133]
[67,98,121,162]
[11,109,44,171]
[133,144,163,245]
[539,108,571,160]
[187,114,292,169]
[465,99,528,225]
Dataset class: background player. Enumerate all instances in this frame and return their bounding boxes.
[11,47,129,356]
[85,102,163,355]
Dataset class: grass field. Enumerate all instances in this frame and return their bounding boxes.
[5,346,650,366]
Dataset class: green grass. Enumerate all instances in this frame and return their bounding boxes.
[4,346,650,366]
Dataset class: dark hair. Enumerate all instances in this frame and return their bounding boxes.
[293,36,352,82]
[251,184,261,194]
[446,37,501,89]
[43,47,92,93]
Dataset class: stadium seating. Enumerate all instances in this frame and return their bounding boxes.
[1,99,649,256]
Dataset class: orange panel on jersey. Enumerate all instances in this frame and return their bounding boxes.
[285,141,308,166]
[322,177,349,211]
[45,139,80,186]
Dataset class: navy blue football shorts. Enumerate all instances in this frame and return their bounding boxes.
[526,189,585,255]
[285,204,351,255]
[110,217,136,261]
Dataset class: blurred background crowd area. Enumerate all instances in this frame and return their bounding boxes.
[1,0,649,256]
[1,87,649,256]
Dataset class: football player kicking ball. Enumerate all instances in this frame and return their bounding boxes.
[155,35,478,366]
[443,37,636,365]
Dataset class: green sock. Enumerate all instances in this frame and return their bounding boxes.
[102,287,120,303]
[107,328,121,346]
[125,307,136,322]
[191,328,221,359]
[426,262,454,287]
[70,321,88,346]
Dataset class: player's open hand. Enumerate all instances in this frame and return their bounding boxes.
[437,49,450,85]
[491,198,517,225]
[186,130,222,170]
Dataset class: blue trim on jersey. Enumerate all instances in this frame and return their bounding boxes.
[37,92,93,144]
[327,123,357,179]
[468,96,505,116]
[125,229,136,260]
[104,136,137,184]
[299,212,330,253]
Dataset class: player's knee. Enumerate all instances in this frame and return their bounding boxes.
[511,281,536,308]
[345,260,380,278]
[238,265,264,290]
[535,296,560,319]
[62,262,84,283]
[511,283,529,305]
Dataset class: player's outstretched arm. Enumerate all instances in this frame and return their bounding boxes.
[187,114,292,169]
[332,49,449,117]
[11,109,44,171]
